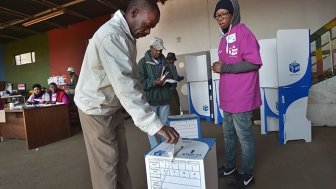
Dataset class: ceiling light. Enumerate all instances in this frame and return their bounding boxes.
[22,9,65,27]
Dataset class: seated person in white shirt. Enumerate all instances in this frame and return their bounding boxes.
[26,84,50,105]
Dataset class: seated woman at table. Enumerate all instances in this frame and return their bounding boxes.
[26,84,50,105]
[48,82,69,104]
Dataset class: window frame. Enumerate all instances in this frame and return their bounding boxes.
[14,52,36,66]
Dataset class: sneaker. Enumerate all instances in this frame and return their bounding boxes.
[218,166,237,177]
[234,174,255,187]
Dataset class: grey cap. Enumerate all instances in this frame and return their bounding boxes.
[150,37,165,50]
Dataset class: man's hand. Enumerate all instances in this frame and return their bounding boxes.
[156,125,179,144]
[155,78,165,86]
[212,61,222,73]
[178,76,184,81]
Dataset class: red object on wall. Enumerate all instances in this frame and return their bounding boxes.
[48,15,110,83]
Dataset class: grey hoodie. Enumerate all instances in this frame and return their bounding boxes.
[230,0,241,28]
[220,0,241,34]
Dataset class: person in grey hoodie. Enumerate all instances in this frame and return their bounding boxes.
[212,0,262,187]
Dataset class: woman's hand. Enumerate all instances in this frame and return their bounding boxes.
[212,61,222,73]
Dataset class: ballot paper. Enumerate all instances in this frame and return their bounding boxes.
[33,99,43,102]
[160,71,169,81]
[164,79,177,84]
[169,138,184,158]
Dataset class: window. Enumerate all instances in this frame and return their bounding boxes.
[14,52,36,65]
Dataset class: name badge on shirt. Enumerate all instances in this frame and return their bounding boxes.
[226,33,236,43]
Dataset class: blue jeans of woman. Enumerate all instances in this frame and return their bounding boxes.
[148,105,170,149]
[222,111,255,175]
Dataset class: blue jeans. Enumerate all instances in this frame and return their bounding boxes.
[222,111,255,175]
[148,105,170,149]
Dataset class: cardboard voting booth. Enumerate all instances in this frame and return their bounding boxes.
[145,138,218,189]
[168,114,201,139]
[185,54,212,122]
[259,29,312,144]
[259,39,279,134]
[210,48,223,125]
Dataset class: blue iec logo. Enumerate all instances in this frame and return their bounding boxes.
[203,105,209,111]
[289,61,300,73]
[153,150,165,156]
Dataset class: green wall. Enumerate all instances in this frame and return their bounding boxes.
[4,34,50,90]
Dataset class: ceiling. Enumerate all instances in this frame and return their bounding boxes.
[0,0,131,43]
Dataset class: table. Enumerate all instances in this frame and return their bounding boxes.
[1,95,26,108]
[0,104,71,149]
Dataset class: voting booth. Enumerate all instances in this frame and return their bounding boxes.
[259,29,312,144]
[185,54,212,121]
[145,138,218,189]
[259,39,279,134]
[210,48,223,125]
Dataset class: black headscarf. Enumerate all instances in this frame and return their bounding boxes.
[213,0,234,17]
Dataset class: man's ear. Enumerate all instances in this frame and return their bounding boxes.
[131,8,139,18]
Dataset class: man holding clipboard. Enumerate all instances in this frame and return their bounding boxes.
[138,37,172,149]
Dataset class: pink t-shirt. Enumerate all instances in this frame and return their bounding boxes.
[51,93,57,102]
[218,23,262,113]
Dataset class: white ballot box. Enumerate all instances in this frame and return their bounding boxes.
[145,138,218,189]
[168,114,201,139]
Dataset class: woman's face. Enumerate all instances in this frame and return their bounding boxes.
[49,84,56,93]
[33,87,41,95]
[214,9,232,30]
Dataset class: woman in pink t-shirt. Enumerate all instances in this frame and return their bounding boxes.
[48,82,69,104]
[212,0,262,187]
